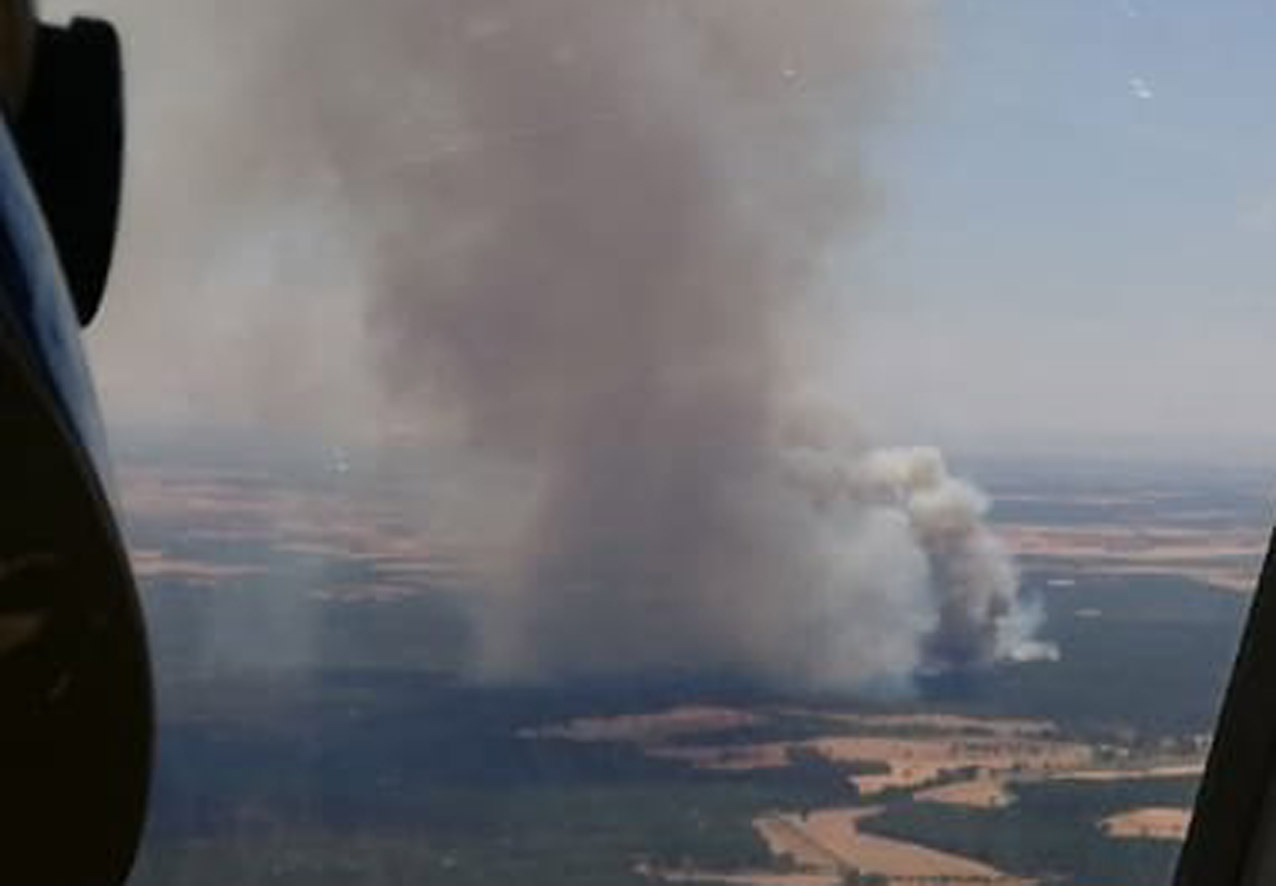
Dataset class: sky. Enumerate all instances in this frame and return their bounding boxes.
[842,0,1276,457]
[47,0,1276,462]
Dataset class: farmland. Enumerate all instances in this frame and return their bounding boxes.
[115,443,1257,886]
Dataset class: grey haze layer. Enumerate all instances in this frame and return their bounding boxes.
[67,0,1051,686]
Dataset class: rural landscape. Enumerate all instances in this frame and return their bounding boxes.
[118,438,1264,886]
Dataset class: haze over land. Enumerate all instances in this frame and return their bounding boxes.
[123,449,1242,886]
[38,0,1075,687]
[41,0,1276,690]
[29,2,1270,882]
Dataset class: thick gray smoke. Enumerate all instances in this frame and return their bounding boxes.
[61,0,1054,687]
[845,448,1059,669]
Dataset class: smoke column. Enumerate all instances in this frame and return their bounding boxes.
[61,0,1055,686]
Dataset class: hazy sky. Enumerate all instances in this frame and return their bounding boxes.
[49,0,1276,460]
[840,0,1276,457]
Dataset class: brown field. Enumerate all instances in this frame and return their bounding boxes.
[757,809,1030,884]
[915,777,1015,808]
[120,464,475,598]
[788,711,1056,739]
[754,817,844,871]
[124,462,1228,884]
[811,735,1092,796]
[532,708,1099,791]
[1071,563,1257,592]
[130,549,273,584]
[1000,524,1264,591]
[1046,762,1204,783]
[993,492,1164,508]
[533,704,1208,846]
[647,742,793,771]
[1101,807,1192,841]
[654,869,838,886]
[910,758,1206,810]
[647,734,1093,790]
[1002,524,1263,558]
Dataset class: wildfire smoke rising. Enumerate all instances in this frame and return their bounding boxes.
[73,0,1053,686]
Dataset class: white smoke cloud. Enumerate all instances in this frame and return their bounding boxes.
[770,444,1056,686]
[853,447,1058,668]
[48,0,1054,689]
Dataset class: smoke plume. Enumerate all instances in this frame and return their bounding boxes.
[64,0,1055,686]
